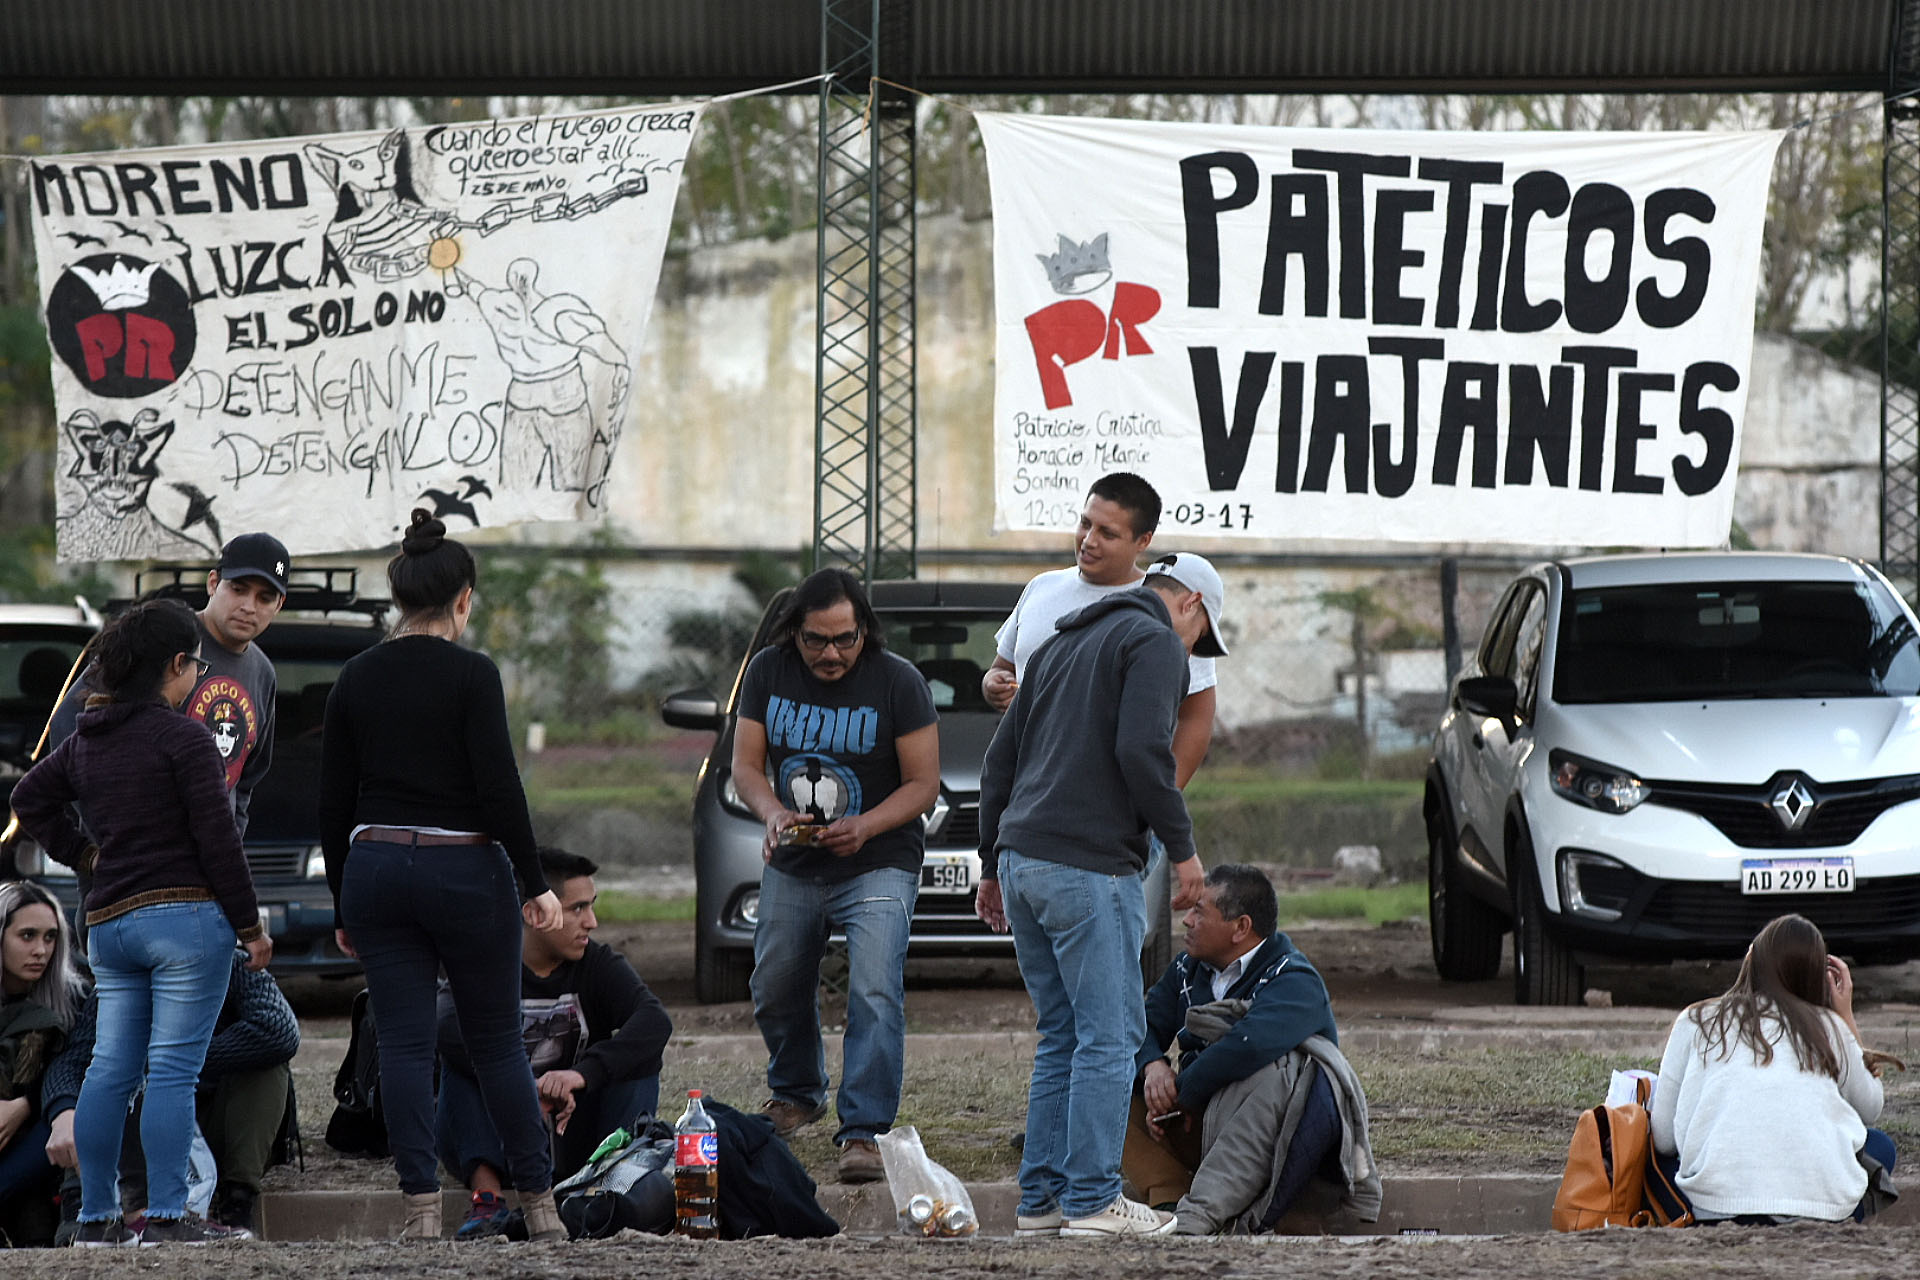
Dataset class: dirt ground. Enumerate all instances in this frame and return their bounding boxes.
[197,916,1920,1280]
[13,1221,1920,1278]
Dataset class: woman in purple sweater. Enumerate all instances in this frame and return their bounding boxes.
[11,599,270,1247]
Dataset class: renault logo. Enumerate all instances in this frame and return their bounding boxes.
[1770,777,1817,831]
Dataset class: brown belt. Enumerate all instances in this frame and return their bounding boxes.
[359,826,491,847]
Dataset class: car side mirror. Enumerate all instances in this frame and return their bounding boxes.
[660,689,724,732]
[1456,674,1519,734]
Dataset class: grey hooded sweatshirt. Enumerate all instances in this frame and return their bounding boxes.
[978,586,1197,880]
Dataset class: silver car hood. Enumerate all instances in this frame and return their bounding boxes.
[1547,697,1920,784]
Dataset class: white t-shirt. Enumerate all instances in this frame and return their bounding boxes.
[995,566,1217,696]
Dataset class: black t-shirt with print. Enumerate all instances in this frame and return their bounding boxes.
[737,644,938,882]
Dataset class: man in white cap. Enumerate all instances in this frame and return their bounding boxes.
[974,552,1229,1239]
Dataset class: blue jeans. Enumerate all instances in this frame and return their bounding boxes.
[0,1117,58,1207]
[1001,849,1147,1220]
[750,864,916,1144]
[78,901,233,1222]
[340,839,552,1196]
[438,1066,659,1186]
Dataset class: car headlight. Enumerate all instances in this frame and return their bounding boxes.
[1550,750,1650,814]
[729,889,761,928]
[11,840,76,879]
[718,769,756,819]
[304,845,328,879]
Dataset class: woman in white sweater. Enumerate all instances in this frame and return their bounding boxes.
[1651,913,1892,1224]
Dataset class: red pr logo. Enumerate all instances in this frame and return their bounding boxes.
[74,312,178,384]
[1023,281,1161,410]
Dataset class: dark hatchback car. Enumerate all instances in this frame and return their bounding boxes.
[4,567,387,977]
[661,579,1175,1004]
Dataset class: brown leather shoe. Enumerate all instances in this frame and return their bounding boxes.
[837,1138,885,1184]
[761,1097,828,1138]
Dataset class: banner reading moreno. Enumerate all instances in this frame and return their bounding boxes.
[28,102,697,562]
[977,114,1784,546]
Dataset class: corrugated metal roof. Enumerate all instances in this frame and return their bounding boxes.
[0,0,1906,94]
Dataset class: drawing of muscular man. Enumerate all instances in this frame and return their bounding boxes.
[464,259,631,493]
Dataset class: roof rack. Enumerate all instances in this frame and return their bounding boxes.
[117,565,390,626]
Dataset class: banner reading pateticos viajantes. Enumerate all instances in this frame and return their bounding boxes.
[28,102,699,561]
[977,113,1784,546]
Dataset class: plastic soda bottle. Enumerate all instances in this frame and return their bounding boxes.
[674,1088,719,1238]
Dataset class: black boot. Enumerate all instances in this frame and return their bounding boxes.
[208,1182,259,1238]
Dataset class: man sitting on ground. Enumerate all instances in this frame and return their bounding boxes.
[1129,864,1381,1234]
[438,847,672,1240]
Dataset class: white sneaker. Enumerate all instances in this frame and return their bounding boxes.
[1060,1196,1176,1238]
[1015,1209,1063,1237]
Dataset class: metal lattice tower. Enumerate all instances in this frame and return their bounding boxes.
[1884,1,1920,599]
[814,0,917,581]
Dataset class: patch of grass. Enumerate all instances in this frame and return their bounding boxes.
[595,890,696,923]
[1276,881,1427,926]
[524,781,688,811]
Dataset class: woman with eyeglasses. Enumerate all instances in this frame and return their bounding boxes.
[10,598,269,1246]
[319,508,564,1242]
[731,567,940,1185]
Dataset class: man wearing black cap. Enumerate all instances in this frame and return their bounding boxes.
[51,532,288,835]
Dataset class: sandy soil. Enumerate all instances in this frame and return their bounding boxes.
[16,1222,1920,1277]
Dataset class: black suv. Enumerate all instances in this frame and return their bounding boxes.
[4,566,387,976]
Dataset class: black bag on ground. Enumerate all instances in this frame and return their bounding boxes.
[325,988,388,1157]
[554,1117,677,1239]
[707,1098,840,1239]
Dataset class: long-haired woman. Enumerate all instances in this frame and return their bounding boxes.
[0,881,90,1242]
[319,509,563,1242]
[1651,913,1896,1223]
[10,598,269,1247]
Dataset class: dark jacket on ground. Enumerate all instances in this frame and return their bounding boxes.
[11,700,262,939]
[978,587,1195,879]
[437,939,671,1094]
[1136,932,1339,1111]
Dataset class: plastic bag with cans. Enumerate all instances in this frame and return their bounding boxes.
[876,1126,977,1237]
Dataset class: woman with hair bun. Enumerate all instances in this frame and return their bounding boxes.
[319,508,564,1243]
[10,597,269,1247]
[1651,913,1899,1224]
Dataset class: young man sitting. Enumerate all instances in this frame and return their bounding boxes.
[437,847,672,1240]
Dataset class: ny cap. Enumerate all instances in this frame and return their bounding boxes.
[217,532,291,596]
[1144,552,1229,657]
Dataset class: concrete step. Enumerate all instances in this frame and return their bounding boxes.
[256,1173,1916,1241]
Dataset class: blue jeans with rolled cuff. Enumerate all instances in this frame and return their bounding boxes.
[77,900,234,1223]
[750,863,917,1146]
[340,838,553,1197]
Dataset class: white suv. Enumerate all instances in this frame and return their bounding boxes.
[1426,552,1920,1004]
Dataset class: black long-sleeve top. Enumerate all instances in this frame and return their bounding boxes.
[318,635,546,917]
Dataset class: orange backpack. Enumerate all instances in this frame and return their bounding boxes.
[1551,1076,1692,1230]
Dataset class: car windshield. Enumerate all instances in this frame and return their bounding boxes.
[878,610,1006,713]
[1553,579,1920,703]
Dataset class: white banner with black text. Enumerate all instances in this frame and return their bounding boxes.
[977,113,1784,546]
[29,102,699,561]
